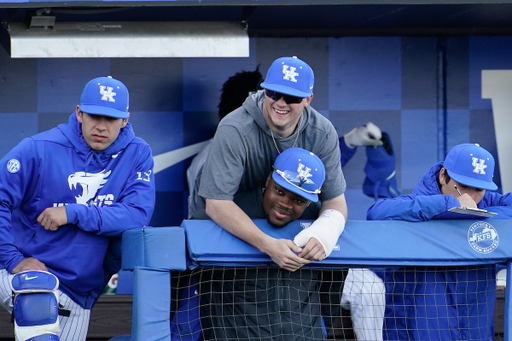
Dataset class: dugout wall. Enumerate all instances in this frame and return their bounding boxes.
[1,4,512,225]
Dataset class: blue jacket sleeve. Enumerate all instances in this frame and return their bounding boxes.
[366,194,460,221]
[65,144,156,236]
[482,192,512,219]
[0,139,40,271]
[339,136,357,168]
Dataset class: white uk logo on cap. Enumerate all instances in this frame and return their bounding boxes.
[100,86,116,103]
[282,65,299,83]
[297,163,313,186]
[472,157,487,175]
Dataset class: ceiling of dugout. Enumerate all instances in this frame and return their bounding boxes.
[2,1,512,37]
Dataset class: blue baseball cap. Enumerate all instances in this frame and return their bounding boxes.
[79,76,129,119]
[443,143,497,191]
[272,148,325,202]
[260,56,314,98]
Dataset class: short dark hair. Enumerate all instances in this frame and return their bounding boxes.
[218,67,263,120]
[444,170,452,183]
[437,167,452,189]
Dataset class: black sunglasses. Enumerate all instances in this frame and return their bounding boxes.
[264,89,304,104]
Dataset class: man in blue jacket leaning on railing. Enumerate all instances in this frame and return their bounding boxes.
[367,143,512,341]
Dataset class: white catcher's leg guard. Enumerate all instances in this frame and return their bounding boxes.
[10,271,60,341]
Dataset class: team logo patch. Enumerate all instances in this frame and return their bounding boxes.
[300,222,311,230]
[282,65,299,83]
[6,159,20,174]
[467,221,499,254]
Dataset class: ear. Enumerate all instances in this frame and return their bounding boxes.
[76,105,83,123]
[265,174,272,188]
[439,167,448,185]
[304,93,314,107]
[121,114,129,128]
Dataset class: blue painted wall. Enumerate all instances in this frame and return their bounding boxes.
[0,35,504,224]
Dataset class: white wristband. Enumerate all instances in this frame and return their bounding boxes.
[293,209,346,257]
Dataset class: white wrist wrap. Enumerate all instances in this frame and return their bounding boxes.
[293,209,346,257]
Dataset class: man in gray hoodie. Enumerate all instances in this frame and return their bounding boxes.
[198,56,348,271]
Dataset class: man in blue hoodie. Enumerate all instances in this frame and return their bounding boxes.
[367,143,512,341]
[0,76,155,341]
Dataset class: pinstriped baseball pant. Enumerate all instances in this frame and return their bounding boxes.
[341,268,386,341]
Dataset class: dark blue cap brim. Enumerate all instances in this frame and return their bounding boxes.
[272,171,318,202]
[447,170,498,191]
[80,104,129,119]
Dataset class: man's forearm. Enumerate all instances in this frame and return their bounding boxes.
[205,198,274,253]
[320,193,348,221]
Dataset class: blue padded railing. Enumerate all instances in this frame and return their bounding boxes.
[119,219,512,341]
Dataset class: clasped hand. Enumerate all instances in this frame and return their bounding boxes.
[265,237,326,272]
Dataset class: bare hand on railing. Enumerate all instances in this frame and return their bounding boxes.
[264,238,311,272]
[298,237,326,261]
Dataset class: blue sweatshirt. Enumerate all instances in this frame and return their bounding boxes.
[0,113,155,308]
[367,161,512,221]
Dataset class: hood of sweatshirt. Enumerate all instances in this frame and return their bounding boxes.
[58,112,135,171]
[412,162,444,196]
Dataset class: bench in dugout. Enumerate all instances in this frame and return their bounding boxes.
[113,219,512,341]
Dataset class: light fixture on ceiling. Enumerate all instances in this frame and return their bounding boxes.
[2,20,249,58]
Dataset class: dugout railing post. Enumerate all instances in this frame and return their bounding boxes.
[505,261,512,340]
[121,226,187,341]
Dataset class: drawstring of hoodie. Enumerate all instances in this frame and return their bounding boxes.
[84,150,104,172]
